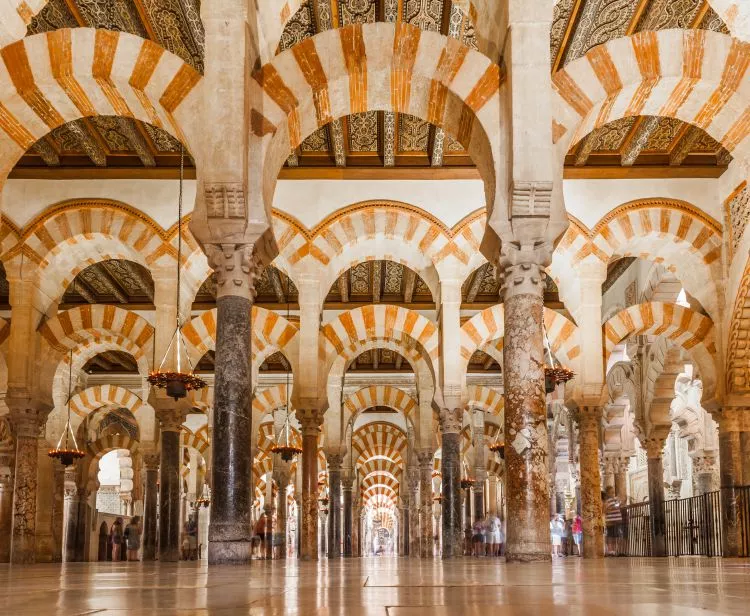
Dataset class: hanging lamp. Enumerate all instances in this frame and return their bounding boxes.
[48,349,86,466]
[543,321,574,394]
[488,440,505,460]
[271,272,302,461]
[147,146,207,401]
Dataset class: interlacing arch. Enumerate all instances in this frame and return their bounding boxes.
[0,1,48,47]
[68,384,144,420]
[0,29,202,181]
[182,428,210,457]
[603,302,717,398]
[552,200,723,321]
[458,305,581,378]
[465,385,504,417]
[250,21,504,235]
[552,29,750,163]
[726,256,750,394]
[343,385,418,421]
[352,422,408,469]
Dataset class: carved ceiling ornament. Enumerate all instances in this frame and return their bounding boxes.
[726,183,750,262]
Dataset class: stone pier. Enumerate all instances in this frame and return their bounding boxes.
[299,410,321,560]
[417,449,433,558]
[644,437,667,557]
[142,453,159,561]
[440,408,462,559]
[578,406,604,559]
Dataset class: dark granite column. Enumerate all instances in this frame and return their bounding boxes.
[326,452,343,559]
[299,410,321,560]
[9,407,45,564]
[206,246,257,565]
[51,463,65,562]
[501,261,551,562]
[158,411,184,562]
[342,476,353,556]
[440,408,462,559]
[741,427,750,486]
[644,437,667,557]
[0,460,14,562]
[416,450,434,558]
[142,453,159,561]
[263,503,273,559]
[578,407,604,558]
[401,503,409,556]
[719,410,742,557]
[473,481,485,522]
[408,480,420,557]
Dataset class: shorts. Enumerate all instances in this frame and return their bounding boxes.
[488,532,501,544]
[472,534,485,543]
[573,532,582,545]
[552,536,562,546]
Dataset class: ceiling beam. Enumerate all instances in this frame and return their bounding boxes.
[373,349,379,371]
[67,120,107,167]
[89,263,129,303]
[88,355,116,372]
[669,125,703,166]
[551,0,585,73]
[383,112,397,167]
[116,118,156,167]
[372,261,382,304]
[101,351,135,372]
[329,119,347,167]
[117,260,155,301]
[465,264,486,304]
[71,277,97,304]
[573,131,597,167]
[621,116,660,166]
[403,267,416,304]
[269,267,287,304]
[395,354,403,371]
[32,138,60,166]
[483,354,495,371]
[338,273,349,303]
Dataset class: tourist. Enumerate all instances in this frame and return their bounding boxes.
[561,516,571,556]
[124,516,141,561]
[487,514,502,557]
[110,517,124,562]
[472,517,486,556]
[604,487,623,556]
[254,512,270,559]
[572,514,583,556]
[550,514,564,557]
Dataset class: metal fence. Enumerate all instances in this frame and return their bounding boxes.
[621,487,750,558]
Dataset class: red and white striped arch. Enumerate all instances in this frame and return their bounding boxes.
[183,428,210,457]
[343,385,418,419]
[709,1,750,41]
[359,457,402,482]
[553,30,750,164]
[0,1,47,47]
[69,384,144,419]
[352,421,408,468]
[459,305,581,377]
[0,29,201,183]
[603,302,717,398]
[465,385,503,416]
[250,21,504,232]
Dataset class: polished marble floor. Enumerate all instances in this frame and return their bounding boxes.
[1,556,749,615]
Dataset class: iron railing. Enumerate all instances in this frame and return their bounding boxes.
[620,486,750,558]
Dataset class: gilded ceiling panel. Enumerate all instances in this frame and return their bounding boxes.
[102,260,151,295]
[27,0,78,32]
[636,0,703,31]
[692,130,723,152]
[144,123,183,152]
[644,117,684,152]
[279,0,315,51]
[300,127,331,152]
[140,0,205,72]
[383,262,402,295]
[399,115,429,152]
[91,117,131,152]
[350,263,371,295]
[349,112,379,152]
[588,117,637,152]
[563,0,637,65]
[550,0,575,63]
[75,0,148,37]
[699,6,730,32]
[338,0,377,26]
[403,0,444,32]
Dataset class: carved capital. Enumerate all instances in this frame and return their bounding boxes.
[326,452,344,469]
[205,243,262,301]
[296,409,323,436]
[643,437,666,459]
[8,405,47,439]
[576,405,602,434]
[439,407,462,434]
[157,408,187,432]
[143,452,160,471]
[415,449,434,470]
[500,261,547,300]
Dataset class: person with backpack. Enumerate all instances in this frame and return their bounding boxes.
[110,517,124,561]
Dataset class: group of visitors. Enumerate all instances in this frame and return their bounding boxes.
[550,513,583,557]
[108,516,142,561]
[464,514,505,556]
[182,515,200,560]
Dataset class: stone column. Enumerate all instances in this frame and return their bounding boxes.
[401,502,409,556]
[501,260,551,562]
[741,418,750,485]
[142,453,159,561]
[417,450,433,558]
[274,461,290,560]
[440,408,462,559]
[0,460,14,562]
[263,502,274,559]
[9,407,45,564]
[51,463,65,562]
[62,466,81,562]
[157,410,184,562]
[487,475,499,515]
[578,407,604,559]
[613,459,629,505]
[326,452,343,559]
[408,478,420,557]
[299,410,321,560]
[473,472,486,523]
[342,476,353,556]
[718,410,742,557]
[644,436,667,557]
[691,454,719,495]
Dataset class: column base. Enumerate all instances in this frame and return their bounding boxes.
[505,551,552,563]
[208,540,253,565]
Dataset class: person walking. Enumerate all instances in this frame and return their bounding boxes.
[110,517,124,561]
[572,514,583,556]
[550,514,564,557]
[487,514,502,557]
[125,516,141,561]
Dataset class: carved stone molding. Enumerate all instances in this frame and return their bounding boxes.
[205,243,263,301]
[439,408,462,434]
[204,183,246,220]
[510,181,553,218]
[500,262,547,301]
[296,409,323,436]
[156,408,187,432]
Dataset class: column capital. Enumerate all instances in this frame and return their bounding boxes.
[297,409,323,436]
[439,407,462,434]
[415,449,434,468]
[717,407,743,432]
[156,408,188,432]
[7,403,47,439]
[604,455,628,475]
[499,261,547,301]
[142,452,160,470]
[642,436,666,459]
[325,451,344,469]
[205,243,263,301]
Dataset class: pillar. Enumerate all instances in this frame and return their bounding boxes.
[613,459,629,505]
[718,409,742,557]
[0,460,13,562]
[487,475,499,516]
[342,476,353,556]
[142,453,159,561]
[9,407,45,564]
[299,410,321,560]
[691,454,719,496]
[206,244,257,565]
[417,450,433,558]
[51,463,65,562]
[440,408,462,559]
[578,407,604,559]
[501,260,551,562]
[62,467,82,562]
[741,420,750,485]
[408,479,420,557]
[274,462,290,560]
[327,452,343,559]
[263,502,273,560]
[401,502,409,556]
[158,410,184,562]
[644,437,667,557]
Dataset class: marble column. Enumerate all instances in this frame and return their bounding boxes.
[51,463,65,562]
[613,459,629,505]
[644,437,667,557]
[352,498,360,557]
[206,244,257,565]
[417,450,433,558]
[158,412,184,562]
[578,407,604,559]
[327,452,343,559]
[9,407,45,564]
[299,410,321,560]
[501,261,551,562]
[440,408,462,559]
[142,453,159,561]
[473,474,486,522]
[401,503,409,556]
[0,461,14,562]
[718,410,742,557]
[274,461,290,560]
[263,503,273,560]
[62,467,81,562]
[342,477,353,556]
[408,480,420,557]
[740,427,750,486]
[691,454,719,496]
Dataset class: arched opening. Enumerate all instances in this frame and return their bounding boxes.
[61,259,155,309]
[81,350,140,375]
